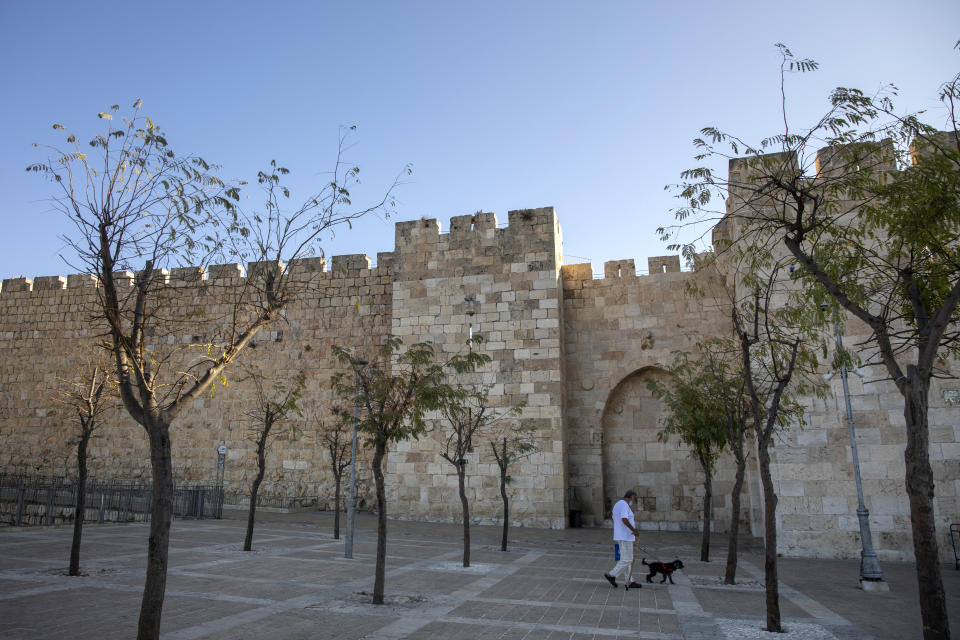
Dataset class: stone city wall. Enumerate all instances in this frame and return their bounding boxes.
[0,255,394,511]
[0,208,574,528]
[0,189,957,560]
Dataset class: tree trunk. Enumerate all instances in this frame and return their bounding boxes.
[372,442,387,605]
[725,455,746,585]
[243,436,267,552]
[136,421,174,640]
[69,431,90,577]
[700,463,712,563]
[333,475,341,540]
[458,461,470,567]
[499,461,510,552]
[902,368,949,640]
[757,431,781,633]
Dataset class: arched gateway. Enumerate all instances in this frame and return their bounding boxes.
[600,367,703,529]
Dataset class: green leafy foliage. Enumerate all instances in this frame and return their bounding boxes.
[664,48,960,374]
[490,429,537,467]
[665,43,959,637]
[437,339,520,471]
[646,348,733,474]
[488,415,536,552]
[331,335,489,600]
[28,99,239,276]
[242,369,305,440]
[330,336,490,448]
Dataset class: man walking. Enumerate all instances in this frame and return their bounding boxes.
[604,490,643,590]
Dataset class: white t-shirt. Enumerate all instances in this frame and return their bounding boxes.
[612,499,636,541]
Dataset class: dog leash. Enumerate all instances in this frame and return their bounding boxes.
[614,540,663,563]
[632,541,663,562]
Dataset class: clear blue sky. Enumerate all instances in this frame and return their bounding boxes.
[0,1,956,280]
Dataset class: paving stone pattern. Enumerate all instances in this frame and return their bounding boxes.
[1,512,958,639]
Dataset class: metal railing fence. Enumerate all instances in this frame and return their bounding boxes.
[0,472,223,527]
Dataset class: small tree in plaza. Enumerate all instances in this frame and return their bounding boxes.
[27,102,405,640]
[331,337,486,605]
[488,421,538,552]
[646,350,729,563]
[54,350,112,577]
[438,374,519,567]
[697,337,753,585]
[672,262,757,583]
[320,410,353,539]
[667,44,960,638]
[240,368,305,551]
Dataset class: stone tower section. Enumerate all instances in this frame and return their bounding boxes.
[389,208,567,528]
[561,258,732,529]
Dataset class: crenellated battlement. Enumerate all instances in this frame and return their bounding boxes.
[394,207,557,252]
[560,255,687,288]
[815,139,896,178]
[726,134,954,188]
[448,212,497,233]
[909,130,959,165]
[3,207,572,296]
[727,151,798,195]
[0,253,392,297]
[388,207,563,283]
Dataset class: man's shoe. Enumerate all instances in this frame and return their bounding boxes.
[603,573,618,588]
[625,581,643,590]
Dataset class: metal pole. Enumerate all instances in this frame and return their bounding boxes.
[345,359,367,559]
[834,320,886,587]
[466,295,476,456]
[216,444,226,519]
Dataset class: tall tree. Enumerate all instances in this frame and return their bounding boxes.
[734,270,823,633]
[682,263,761,584]
[438,374,520,567]
[28,102,405,640]
[646,350,729,563]
[54,351,111,577]
[668,44,960,639]
[241,369,304,551]
[332,337,485,604]
[488,421,538,552]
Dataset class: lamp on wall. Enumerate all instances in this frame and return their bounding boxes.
[464,295,478,345]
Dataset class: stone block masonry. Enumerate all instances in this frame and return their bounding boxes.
[0,255,395,513]
[0,209,574,530]
[561,260,733,530]
[390,208,567,528]
[1,196,958,562]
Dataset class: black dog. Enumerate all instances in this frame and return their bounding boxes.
[642,558,684,584]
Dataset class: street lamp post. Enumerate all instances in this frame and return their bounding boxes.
[831,317,887,591]
[344,359,368,560]
[464,295,479,461]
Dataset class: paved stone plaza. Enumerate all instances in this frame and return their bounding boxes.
[0,511,958,639]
